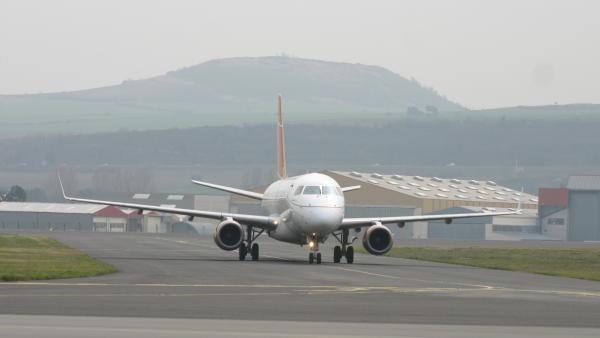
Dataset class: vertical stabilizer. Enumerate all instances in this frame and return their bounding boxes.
[277,95,287,179]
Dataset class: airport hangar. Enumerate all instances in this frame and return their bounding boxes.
[539,175,600,241]
[0,192,229,234]
[232,170,541,241]
[0,202,161,232]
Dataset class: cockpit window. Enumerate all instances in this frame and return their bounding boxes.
[301,186,341,196]
[294,186,304,195]
[302,186,321,195]
[322,186,335,195]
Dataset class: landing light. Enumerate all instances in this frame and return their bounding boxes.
[308,241,315,248]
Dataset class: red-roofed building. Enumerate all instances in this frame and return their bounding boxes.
[539,188,568,207]
[539,175,600,241]
[539,188,569,240]
[92,205,130,232]
[120,208,164,233]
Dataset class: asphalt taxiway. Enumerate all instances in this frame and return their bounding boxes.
[1,232,600,336]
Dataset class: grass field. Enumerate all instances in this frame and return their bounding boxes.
[365,247,600,281]
[0,234,116,281]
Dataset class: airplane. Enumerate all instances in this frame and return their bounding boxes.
[59,95,519,264]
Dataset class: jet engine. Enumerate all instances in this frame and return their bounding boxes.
[213,219,244,251]
[362,223,393,255]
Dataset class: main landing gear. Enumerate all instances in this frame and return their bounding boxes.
[308,233,322,264]
[239,226,263,261]
[308,252,322,264]
[332,229,354,264]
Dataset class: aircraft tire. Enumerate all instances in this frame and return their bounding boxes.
[316,252,322,264]
[251,243,259,261]
[309,252,314,264]
[333,246,341,263]
[239,243,247,261]
[346,246,354,264]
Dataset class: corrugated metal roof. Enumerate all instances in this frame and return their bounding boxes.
[567,175,600,190]
[330,171,538,204]
[428,205,537,217]
[0,202,106,214]
[87,192,199,210]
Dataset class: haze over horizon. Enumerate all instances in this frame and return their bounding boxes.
[1,0,599,109]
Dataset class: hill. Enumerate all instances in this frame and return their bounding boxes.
[0,56,461,137]
[445,104,600,121]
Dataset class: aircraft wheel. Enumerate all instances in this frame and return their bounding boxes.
[251,243,259,261]
[333,246,341,263]
[316,252,322,264]
[239,243,247,261]
[309,252,315,264]
[346,246,354,264]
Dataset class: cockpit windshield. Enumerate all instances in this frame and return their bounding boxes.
[302,186,341,196]
[302,186,321,195]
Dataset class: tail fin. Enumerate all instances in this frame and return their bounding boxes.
[277,95,287,179]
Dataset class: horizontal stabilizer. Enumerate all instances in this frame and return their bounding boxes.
[191,180,264,200]
[341,185,361,193]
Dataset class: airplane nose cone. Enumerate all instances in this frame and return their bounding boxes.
[300,207,343,234]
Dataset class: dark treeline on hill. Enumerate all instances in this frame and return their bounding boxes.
[1,119,599,167]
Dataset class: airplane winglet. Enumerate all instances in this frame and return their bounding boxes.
[516,187,523,214]
[57,173,69,200]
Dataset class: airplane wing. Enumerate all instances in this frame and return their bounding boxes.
[59,177,277,229]
[339,210,519,229]
[191,180,264,200]
[341,185,361,193]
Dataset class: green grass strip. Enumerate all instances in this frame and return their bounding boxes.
[0,234,116,281]
[360,246,600,281]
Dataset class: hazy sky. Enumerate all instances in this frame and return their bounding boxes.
[1,0,598,108]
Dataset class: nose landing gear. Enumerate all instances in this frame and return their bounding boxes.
[333,229,354,264]
[309,252,322,264]
[307,234,322,264]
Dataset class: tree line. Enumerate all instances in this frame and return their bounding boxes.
[1,119,599,168]
[0,185,27,202]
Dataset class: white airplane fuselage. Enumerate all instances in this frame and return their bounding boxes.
[261,173,344,245]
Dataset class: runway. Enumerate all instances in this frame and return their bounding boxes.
[1,232,600,336]
[1,315,599,338]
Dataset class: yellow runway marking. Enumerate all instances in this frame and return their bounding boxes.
[330,266,400,279]
[2,282,600,298]
[328,265,492,289]
[325,266,600,298]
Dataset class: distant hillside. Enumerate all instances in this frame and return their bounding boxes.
[446,104,600,121]
[0,56,461,137]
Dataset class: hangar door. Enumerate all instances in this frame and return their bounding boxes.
[569,191,600,241]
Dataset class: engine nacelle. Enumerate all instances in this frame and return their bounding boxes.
[213,219,244,251]
[362,223,393,255]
